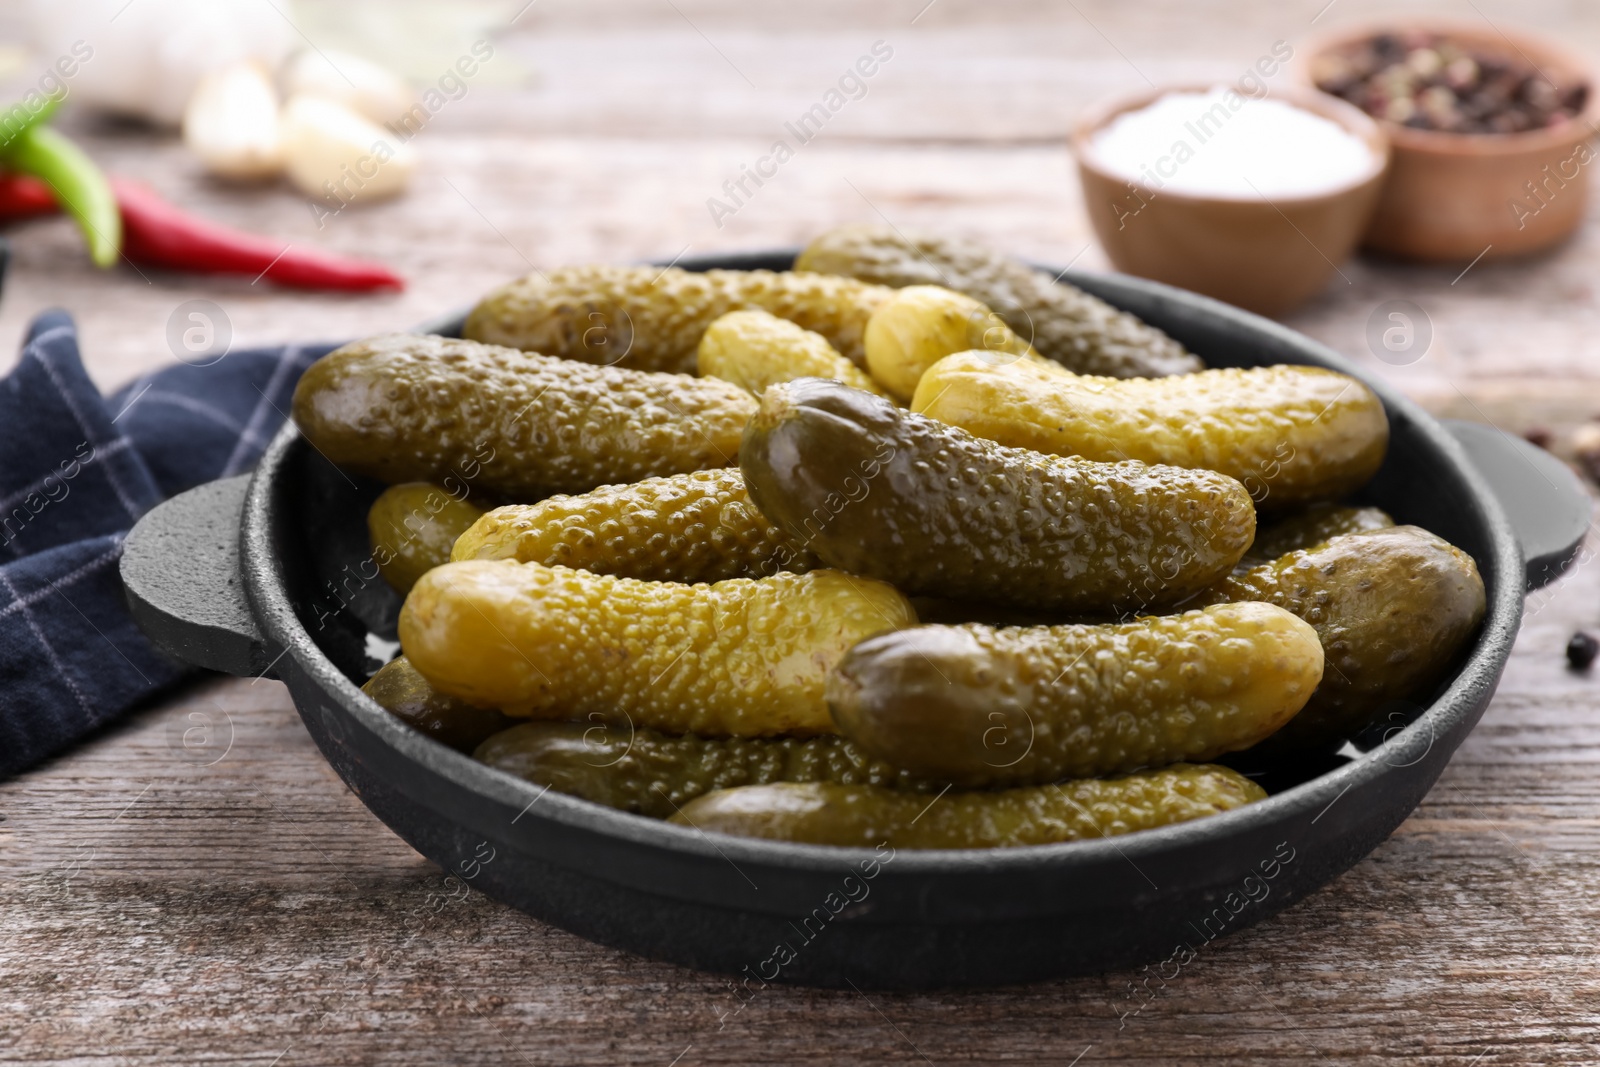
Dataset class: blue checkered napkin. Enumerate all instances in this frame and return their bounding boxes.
[0,310,337,778]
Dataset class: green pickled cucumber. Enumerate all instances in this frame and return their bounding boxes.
[914,353,1389,509]
[400,561,916,735]
[828,601,1322,787]
[463,266,893,375]
[362,655,513,752]
[739,377,1256,613]
[1200,526,1486,754]
[698,309,890,398]
[475,721,936,819]
[451,468,819,581]
[795,224,1201,378]
[291,334,756,499]
[1245,503,1394,565]
[368,483,487,594]
[671,764,1266,849]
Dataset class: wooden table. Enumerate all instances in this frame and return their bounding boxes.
[4,2,1600,1063]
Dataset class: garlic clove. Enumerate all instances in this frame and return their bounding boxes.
[182,60,283,180]
[282,49,415,128]
[279,94,416,206]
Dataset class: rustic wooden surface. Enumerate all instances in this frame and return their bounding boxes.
[4,1,1600,1064]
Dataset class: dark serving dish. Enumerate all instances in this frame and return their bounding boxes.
[121,250,1587,989]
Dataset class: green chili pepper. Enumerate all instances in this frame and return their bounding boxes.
[0,93,60,150]
[2,124,120,267]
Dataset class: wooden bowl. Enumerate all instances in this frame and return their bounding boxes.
[1296,20,1599,262]
[1071,84,1389,317]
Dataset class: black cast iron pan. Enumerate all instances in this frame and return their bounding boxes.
[120,251,1589,989]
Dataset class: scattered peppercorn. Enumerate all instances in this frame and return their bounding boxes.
[1313,32,1587,134]
[1567,631,1598,670]
[1523,426,1553,449]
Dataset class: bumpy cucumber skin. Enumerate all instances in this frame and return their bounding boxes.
[291,334,756,499]
[1201,526,1486,754]
[463,266,893,375]
[828,602,1322,787]
[739,378,1256,613]
[451,468,820,582]
[862,285,1036,402]
[698,309,890,398]
[475,721,937,819]
[362,655,514,752]
[1245,503,1394,565]
[796,224,1201,378]
[400,561,916,735]
[368,483,486,594]
[672,764,1267,849]
[914,354,1389,509]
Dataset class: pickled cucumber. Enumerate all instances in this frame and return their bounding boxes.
[698,309,890,398]
[362,655,513,752]
[451,468,820,582]
[829,602,1322,787]
[671,764,1266,849]
[292,333,756,499]
[464,266,893,375]
[796,224,1201,378]
[476,721,936,819]
[863,285,1037,401]
[739,378,1256,613]
[1245,503,1394,564]
[1200,526,1485,753]
[400,561,916,735]
[913,353,1389,508]
[368,483,487,594]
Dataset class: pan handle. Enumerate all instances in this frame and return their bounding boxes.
[1444,419,1590,592]
[121,474,283,678]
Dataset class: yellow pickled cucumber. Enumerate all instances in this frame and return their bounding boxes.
[475,721,937,819]
[400,561,917,735]
[672,764,1266,849]
[292,333,756,499]
[863,285,1038,401]
[362,655,513,752]
[913,352,1389,508]
[463,266,893,375]
[796,223,1202,378]
[698,309,891,398]
[451,468,820,582]
[1201,526,1485,753]
[828,602,1323,786]
[368,483,486,594]
[1245,503,1394,565]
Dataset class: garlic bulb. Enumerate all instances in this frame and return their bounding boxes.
[28,0,293,127]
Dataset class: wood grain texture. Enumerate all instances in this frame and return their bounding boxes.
[3,0,1600,1063]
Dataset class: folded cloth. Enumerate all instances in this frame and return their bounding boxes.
[0,309,336,778]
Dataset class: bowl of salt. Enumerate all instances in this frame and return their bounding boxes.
[1071,82,1389,316]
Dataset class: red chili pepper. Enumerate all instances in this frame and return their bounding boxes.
[111,178,404,292]
[0,172,65,223]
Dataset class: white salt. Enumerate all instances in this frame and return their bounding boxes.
[1087,87,1377,199]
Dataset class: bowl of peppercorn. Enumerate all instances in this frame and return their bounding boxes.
[1300,21,1596,261]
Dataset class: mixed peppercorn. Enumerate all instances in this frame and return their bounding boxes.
[1314,32,1588,134]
